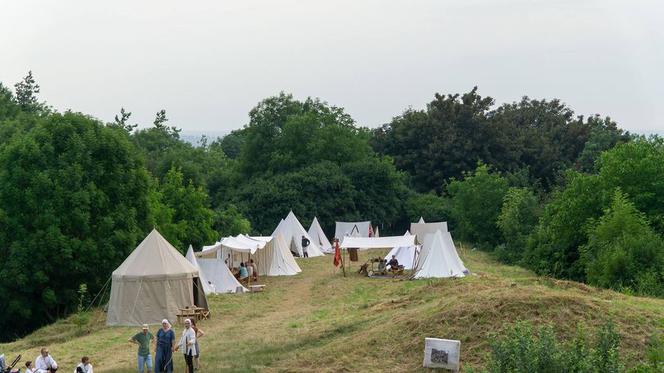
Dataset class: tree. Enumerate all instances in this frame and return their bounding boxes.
[0,111,151,337]
[404,193,452,225]
[14,71,41,112]
[0,83,20,122]
[582,190,664,296]
[110,107,137,133]
[496,188,540,264]
[152,109,181,138]
[151,167,218,250]
[447,163,509,248]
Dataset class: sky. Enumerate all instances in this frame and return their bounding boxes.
[1,0,663,135]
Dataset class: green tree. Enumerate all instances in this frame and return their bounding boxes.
[151,167,218,250]
[447,163,508,248]
[496,187,540,264]
[14,71,42,113]
[109,107,137,133]
[582,191,664,296]
[0,111,151,337]
[404,193,452,225]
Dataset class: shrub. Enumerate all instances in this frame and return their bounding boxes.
[496,187,540,263]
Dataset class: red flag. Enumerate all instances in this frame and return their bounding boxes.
[368,225,374,237]
[333,240,341,267]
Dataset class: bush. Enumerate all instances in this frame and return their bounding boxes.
[473,321,624,373]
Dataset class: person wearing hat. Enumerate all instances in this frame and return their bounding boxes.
[129,324,154,373]
[155,319,175,373]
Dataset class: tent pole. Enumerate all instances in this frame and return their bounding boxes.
[342,247,347,277]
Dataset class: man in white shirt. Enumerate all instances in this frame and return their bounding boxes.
[35,347,58,373]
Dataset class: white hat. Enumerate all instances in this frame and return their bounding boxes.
[142,324,149,329]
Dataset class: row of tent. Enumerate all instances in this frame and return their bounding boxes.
[106,213,467,326]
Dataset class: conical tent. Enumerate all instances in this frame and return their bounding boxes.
[197,258,246,293]
[308,217,333,253]
[384,245,418,270]
[418,217,425,223]
[410,221,448,243]
[107,229,208,326]
[374,226,380,238]
[253,234,302,275]
[412,230,466,279]
[272,211,324,257]
[185,245,213,294]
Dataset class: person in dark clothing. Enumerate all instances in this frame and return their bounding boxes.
[387,255,399,269]
[301,235,310,258]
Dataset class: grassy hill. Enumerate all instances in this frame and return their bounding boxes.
[2,246,663,372]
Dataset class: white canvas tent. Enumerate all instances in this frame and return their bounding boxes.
[412,230,467,279]
[186,246,245,293]
[272,211,324,257]
[410,221,448,243]
[107,229,208,326]
[374,226,380,238]
[385,245,419,270]
[308,217,333,253]
[199,234,301,276]
[334,221,372,240]
[418,216,425,223]
[340,235,416,250]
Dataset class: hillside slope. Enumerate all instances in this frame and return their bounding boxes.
[2,246,663,372]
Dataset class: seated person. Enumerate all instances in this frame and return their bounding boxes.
[75,356,93,373]
[238,262,249,284]
[387,255,399,270]
[35,347,58,373]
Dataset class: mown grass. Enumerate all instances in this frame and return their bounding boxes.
[2,247,663,372]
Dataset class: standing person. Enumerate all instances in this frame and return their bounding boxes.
[155,319,175,373]
[74,356,93,373]
[35,347,58,373]
[174,319,197,373]
[129,324,154,373]
[248,259,258,282]
[301,235,310,258]
[190,319,205,370]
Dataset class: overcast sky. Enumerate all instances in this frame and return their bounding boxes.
[2,0,663,135]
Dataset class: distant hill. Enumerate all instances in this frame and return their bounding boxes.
[1,248,662,372]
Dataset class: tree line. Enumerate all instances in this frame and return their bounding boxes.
[0,72,661,339]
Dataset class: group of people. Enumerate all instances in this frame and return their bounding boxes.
[129,318,205,373]
[18,348,92,373]
[235,259,258,284]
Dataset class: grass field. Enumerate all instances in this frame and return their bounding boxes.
[2,245,663,372]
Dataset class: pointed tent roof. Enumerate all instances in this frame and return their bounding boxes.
[253,234,302,275]
[308,217,333,253]
[410,221,449,243]
[418,217,425,223]
[186,245,214,294]
[197,257,247,293]
[412,230,466,279]
[113,229,198,279]
[272,211,324,257]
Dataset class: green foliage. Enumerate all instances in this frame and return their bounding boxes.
[109,107,137,133]
[582,191,664,297]
[213,204,251,237]
[404,192,452,225]
[150,167,218,250]
[447,163,508,248]
[217,129,246,159]
[496,188,540,264]
[14,71,42,113]
[524,171,606,281]
[478,321,623,373]
[0,111,151,337]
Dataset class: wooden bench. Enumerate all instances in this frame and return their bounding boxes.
[248,284,266,293]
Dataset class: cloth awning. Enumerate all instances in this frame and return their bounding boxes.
[340,235,416,249]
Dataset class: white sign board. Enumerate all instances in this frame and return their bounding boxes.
[423,337,460,371]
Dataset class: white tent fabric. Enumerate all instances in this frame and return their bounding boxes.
[107,229,208,326]
[385,245,419,270]
[272,211,324,257]
[308,217,333,253]
[418,217,425,223]
[340,235,416,250]
[412,230,467,279]
[410,221,448,243]
[253,234,302,276]
[197,258,246,293]
[374,226,380,238]
[185,245,213,294]
[334,221,372,239]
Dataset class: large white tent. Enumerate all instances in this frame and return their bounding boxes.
[334,221,372,239]
[273,211,324,257]
[308,217,333,253]
[412,230,467,279]
[410,221,448,243]
[340,235,416,250]
[107,229,208,326]
[253,234,302,276]
[186,246,246,293]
